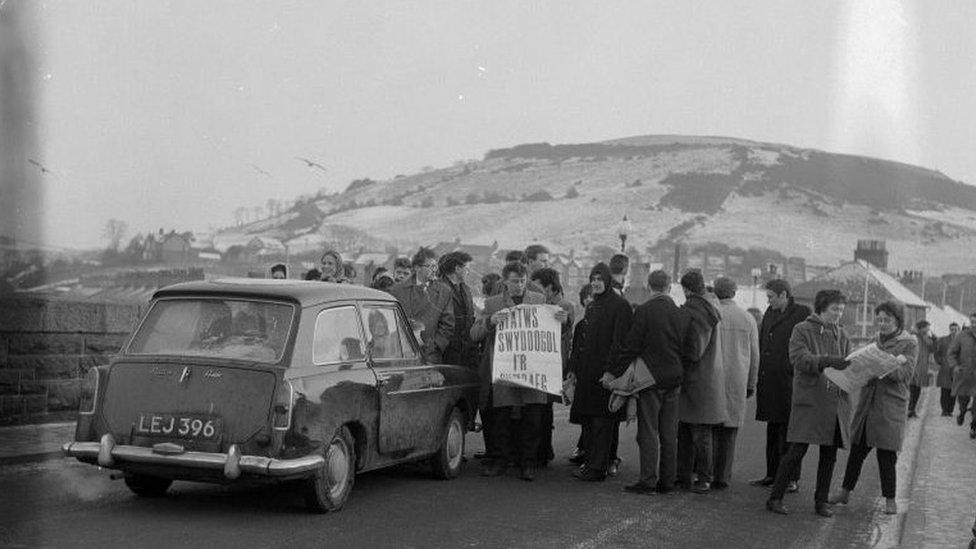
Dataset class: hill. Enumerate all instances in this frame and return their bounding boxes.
[212,135,976,274]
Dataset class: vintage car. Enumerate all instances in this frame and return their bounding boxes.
[63,279,480,512]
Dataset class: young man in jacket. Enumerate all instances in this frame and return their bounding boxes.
[935,323,961,416]
[608,270,692,495]
[750,279,810,493]
[389,247,455,364]
[437,251,477,369]
[948,312,976,437]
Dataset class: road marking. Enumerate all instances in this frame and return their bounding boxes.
[572,514,644,549]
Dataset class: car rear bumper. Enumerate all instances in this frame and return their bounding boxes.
[63,434,324,480]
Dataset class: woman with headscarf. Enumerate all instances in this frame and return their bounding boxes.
[569,262,633,481]
[829,301,917,515]
[319,250,345,283]
[766,289,853,518]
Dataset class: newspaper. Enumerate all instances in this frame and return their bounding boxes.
[822,343,904,394]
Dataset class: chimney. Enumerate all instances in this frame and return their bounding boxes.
[854,240,888,271]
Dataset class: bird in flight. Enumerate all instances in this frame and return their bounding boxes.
[296,157,327,173]
[248,163,272,178]
[27,158,57,177]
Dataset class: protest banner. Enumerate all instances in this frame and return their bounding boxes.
[491,304,563,396]
[824,342,905,394]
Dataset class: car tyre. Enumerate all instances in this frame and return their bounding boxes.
[124,474,173,497]
[304,425,356,513]
[430,407,465,480]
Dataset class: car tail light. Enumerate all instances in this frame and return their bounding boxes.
[79,368,101,414]
[272,379,294,430]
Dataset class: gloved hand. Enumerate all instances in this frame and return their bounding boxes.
[819,356,850,371]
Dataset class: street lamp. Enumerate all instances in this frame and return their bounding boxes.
[616,215,633,253]
[751,267,762,308]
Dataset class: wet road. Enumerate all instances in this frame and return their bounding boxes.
[1,403,895,548]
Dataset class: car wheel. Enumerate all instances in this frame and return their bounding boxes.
[124,474,173,497]
[430,407,465,480]
[304,425,356,513]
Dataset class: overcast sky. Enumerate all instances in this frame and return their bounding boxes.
[21,1,976,248]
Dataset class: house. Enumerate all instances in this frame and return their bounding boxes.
[793,260,928,343]
[160,232,196,265]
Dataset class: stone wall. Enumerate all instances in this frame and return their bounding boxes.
[0,297,144,423]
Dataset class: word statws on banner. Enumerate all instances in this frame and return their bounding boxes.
[492,304,563,396]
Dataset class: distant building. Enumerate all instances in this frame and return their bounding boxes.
[160,232,196,265]
[854,239,888,271]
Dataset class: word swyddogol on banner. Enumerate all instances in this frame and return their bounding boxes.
[491,304,563,396]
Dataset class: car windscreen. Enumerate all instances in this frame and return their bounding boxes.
[127,298,294,363]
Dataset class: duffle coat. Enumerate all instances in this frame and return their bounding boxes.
[949,328,976,397]
[786,315,853,449]
[850,330,918,451]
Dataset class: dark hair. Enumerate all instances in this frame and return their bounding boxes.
[393,256,411,270]
[589,262,612,287]
[304,268,322,281]
[524,244,550,262]
[813,289,847,314]
[270,263,287,276]
[504,250,527,264]
[530,267,562,295]
[371,274,395,292]
[578,283,593,306]
[438,251,473,278]
[647,270,671,292]
[501,261,527,279]
[713,277,737,300]
[950,322,960,328]
[915,320,930,330]
[680,269,705,295]
[371,266,388,282]
[343,262,357,280]
[411,246,437,267]
[764,279,792,297]
[609,254,629,275]
[320,249,342,266]
[875,300,905,330]
[481,273,501,295]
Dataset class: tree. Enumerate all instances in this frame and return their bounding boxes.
[565,186,579,199]
[124,235,145,262]
[103,218,128,253]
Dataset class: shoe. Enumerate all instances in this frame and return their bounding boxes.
[655,482,675,494]
[674,478,692,491]
[519,465,536,482]
[766,499,789,515]
[474,451,488,459]
[942,412,952,417]
[884,498,897,515]
[711,481,729,491]
[827,487,850,504]
[623,482,657,495]
[568,449,586,465]
[970,429,975,440]
[691,480,711,494]
[572,466,606,482]
[608,458,621,477]
[787,481,799,494]
[480,462,506,477]
[749,476,775,487]
[908,410,918,418]
[815,503,834,518]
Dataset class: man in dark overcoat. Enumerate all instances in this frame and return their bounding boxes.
[750,279,810,490]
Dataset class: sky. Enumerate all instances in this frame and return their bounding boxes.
[12,0,976,249]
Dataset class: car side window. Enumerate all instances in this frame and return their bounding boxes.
[360,306,403,360]
[313,306,364,364]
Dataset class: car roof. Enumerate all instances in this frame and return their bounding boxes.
[152,278,397,307]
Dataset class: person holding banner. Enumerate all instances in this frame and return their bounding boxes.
[471,261,568,481]
[829,301,917,516]
[570,262,633,482]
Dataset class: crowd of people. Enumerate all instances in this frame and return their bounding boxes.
[268,244,976,522]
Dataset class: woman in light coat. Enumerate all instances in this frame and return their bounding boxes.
[829,301,918,515]
[766,289,852,518]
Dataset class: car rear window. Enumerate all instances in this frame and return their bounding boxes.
[127,298,294,363]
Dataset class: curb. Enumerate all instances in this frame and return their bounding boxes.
[0,450,65,467]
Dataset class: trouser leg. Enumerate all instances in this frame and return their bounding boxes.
[909,385,921,414]
[577,422,591,454]
[488,406,513,466]
[941,388,955,415]
[691,423,714,482]
[479,407,494,458]
[536,403,554,464]
[841,443,872,491]
[814,445,838,505]
[876,449,898,499]
[635,388,663,486]
[770,443,808,500]
[959,396,971,417]
[712,426,738,484]
[610,421,620,461]
[519,404,544,468]
[677,422,694,483]
[658,388,680,489]
[585,416,614,474]
[765,422,780,478]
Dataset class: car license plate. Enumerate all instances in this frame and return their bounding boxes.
[136,413,222,440]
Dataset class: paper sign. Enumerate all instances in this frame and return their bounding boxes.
[491,304,563,396]
[823,343,903,394]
